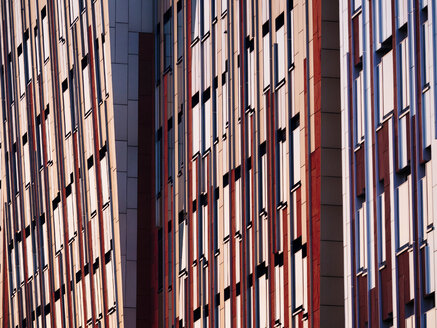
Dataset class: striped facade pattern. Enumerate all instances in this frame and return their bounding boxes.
[154,0,343,327]
[341,0,437,326]
[0,0,124,327]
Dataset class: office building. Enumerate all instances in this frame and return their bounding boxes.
[153,0,343,327]
[0,0,155,327]
[340,0,437,326]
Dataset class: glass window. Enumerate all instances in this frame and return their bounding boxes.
[397,177,411,249]
[42,7,50,62]
[357,201,367,271]
[354,71,364,144]
[275,13,285,86]
[263,22,270,89]
[399,39,410,111]
[164,8,172,70]
[377,192,386,265]
[177,1,184,60]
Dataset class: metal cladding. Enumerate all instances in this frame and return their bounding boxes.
[341,0,437,326]
[154,0,343,327]
[0,0,124,326]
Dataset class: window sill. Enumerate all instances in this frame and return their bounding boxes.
[291,181,301,193]
[395,243,411,256]
[275,78,286,91]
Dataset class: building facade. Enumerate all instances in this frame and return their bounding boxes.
[0,0,155,327]
[340,0,437,326]
[153,0,343,327]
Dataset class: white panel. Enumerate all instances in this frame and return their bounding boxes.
[204,97,211,152]
[276,25,285,84]
[398,115,408,169]
[192,103,200,156]
[70,0,80,23]
[295,249,303,308]
[100,152,110,206]
[89,162,97,216]
[54,203,64,253]
[18,48,25,96]
[398,178,410,248]
[83,63,92,113]
[263,34,270,89]
[399,39,410,111]
[293,127,300,185]
[63,84,72,136]
[203,0,210,36]
[42,11,50,61]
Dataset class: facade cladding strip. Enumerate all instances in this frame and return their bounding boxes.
[341,0,437,327]
[154,0,343,327]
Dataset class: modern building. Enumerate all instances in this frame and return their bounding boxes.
[0,0,155,327]
[340,0,437,327]
[153,0,343,327]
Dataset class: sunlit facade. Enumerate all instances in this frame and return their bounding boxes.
[341,0,437,326]
[154,0,344,327]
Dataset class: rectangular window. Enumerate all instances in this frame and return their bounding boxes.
[397,0,408,27]
[262,0,269,23]
[376,0,392,45]
[100,145,110,206]
[24,31,32,83]
[221,0,227,15]
[62,79,72,136]
[223,173,230,238]
[57,0,66,41]
[45,107,52,164]
[352,12,363,66]
[66,183,77,241]
[354,71,364,144]
[42,7,50,62]
[259,142,267,213]
[418,170,433,241]
[26,229,34,278]
[275,13,285,86]
[421,20,432,149]
[247,38,255,110]
[178,109,184,170]
[202,0,210,36]
[41,214,49,268]
[70,0,80,24]
[177,1,184,60]
[203,88,211,153]
[18,44,25,96]
[88,156,97,216]
[53,195,64,253]
[82,56,92,114]
[34,27,41,75]
[377,51,394,123]
[263,22,270,89]
[291,115,300,186]
[397,177,411,249]
[23,134,31,187]
[294,244,304,311]
[399,39,410,111]
[287,2,294,69]
[191,0,200,41]
[398,114,408,169]
[377,192,386,265]
[353,0,362,11]
[103,206,112,253]
[192,93,201,157]
[357,201,367,271]
[192,42,200,96]
[164,8,172,70]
